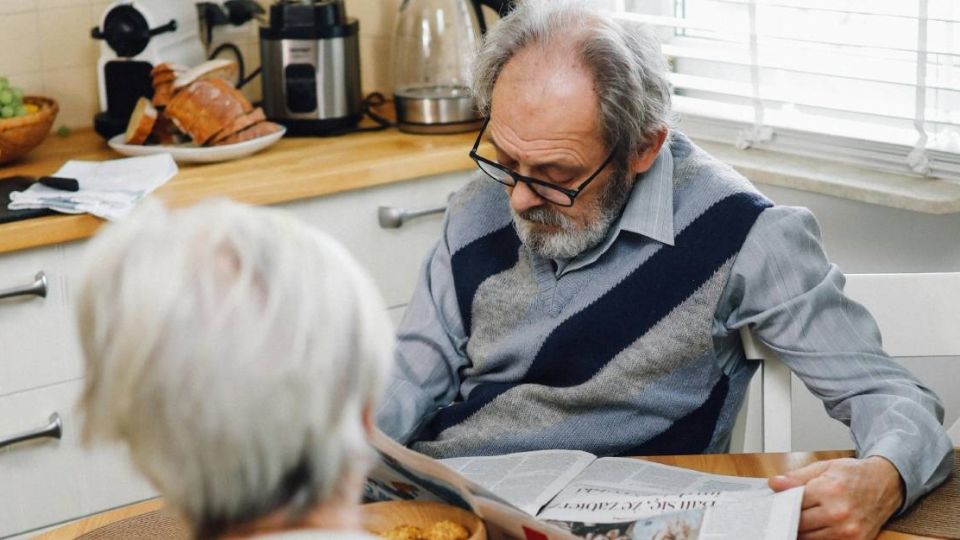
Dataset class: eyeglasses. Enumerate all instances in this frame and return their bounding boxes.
[468,117,617,207]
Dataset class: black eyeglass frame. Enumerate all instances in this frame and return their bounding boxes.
[468,117,617,207]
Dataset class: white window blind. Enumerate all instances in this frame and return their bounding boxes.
[610,0,960,181]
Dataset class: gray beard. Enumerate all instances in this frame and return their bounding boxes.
[512,163,634,260]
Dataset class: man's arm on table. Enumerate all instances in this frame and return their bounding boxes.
[718,205,954,539]
[376,213,468,444]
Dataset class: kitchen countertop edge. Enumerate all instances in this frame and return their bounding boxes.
[0,128,480,256]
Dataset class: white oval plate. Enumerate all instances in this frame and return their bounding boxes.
[107,126,286,164]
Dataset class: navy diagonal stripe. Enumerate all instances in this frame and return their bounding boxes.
[451,226,522,334]
[617,373,729,456]
[526,192,769,387]
[413,382,518,445]
[419,192,770,440]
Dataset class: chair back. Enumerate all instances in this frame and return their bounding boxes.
[736,272,960,452]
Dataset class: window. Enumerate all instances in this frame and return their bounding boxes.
[611,0,960,181]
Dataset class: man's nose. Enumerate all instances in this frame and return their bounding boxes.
[508,181,544,214]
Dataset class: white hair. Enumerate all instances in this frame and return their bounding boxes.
[472,0,673,160]
[512,160,632,259]
[76,199,394,537]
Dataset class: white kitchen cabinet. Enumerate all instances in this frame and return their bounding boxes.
[283,171,469,309]
[0,379,155,538]
[0,242,85,398]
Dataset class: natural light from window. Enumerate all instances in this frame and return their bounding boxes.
[612,0,960,180]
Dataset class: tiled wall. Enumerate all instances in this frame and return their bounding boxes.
[0,0,399,128]
[0,0,112,128]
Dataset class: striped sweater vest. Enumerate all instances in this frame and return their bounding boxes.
[410,133,772,458]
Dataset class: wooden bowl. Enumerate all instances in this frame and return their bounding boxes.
[361,501,486,540]
[0,96,59,165]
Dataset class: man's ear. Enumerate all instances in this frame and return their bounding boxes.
[628,129,668,176]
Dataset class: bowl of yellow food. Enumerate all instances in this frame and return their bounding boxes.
[0,78,59,164]
[362,501,486,540]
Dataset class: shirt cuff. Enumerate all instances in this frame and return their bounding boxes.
[862,433,955,513]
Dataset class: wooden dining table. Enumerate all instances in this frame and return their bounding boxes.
[35,450,940,540]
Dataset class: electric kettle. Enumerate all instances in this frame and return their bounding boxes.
[392,0,484,134]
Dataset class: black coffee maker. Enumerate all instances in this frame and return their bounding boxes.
[90,1,207,139]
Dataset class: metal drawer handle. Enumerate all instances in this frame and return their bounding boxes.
[378,205,447,229]
[0,271,47,300]
[0,412,62,450]
[377,193,454,229]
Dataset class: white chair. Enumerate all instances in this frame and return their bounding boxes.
[735,272,960,453]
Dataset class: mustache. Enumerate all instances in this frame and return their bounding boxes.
[517,206,570,228]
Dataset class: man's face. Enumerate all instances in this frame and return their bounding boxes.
[485,47,637,260]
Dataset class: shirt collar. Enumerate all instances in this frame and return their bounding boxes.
[616,144,675,247]
[554,144,675,276]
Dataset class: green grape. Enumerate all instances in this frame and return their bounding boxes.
[1,105,14,118]
[15,105,27,117]
[0,89,12,105]
[0,77,8,90]
[11,87,22,102]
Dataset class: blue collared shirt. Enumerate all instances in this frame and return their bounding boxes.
[378,136,954,511]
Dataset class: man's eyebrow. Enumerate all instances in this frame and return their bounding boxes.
[486,136,581,172]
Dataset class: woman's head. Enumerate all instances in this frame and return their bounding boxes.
[76,199,394,537]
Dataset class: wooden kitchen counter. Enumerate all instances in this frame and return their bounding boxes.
[0,127,480,255]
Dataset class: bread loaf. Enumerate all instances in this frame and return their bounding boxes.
[151,63,185,109]
[165,79,253,145]
[152,81,174,107]
[214,121,283,146]
[208,108,267,146]
[150,111,180,145]
[124,97,158,145]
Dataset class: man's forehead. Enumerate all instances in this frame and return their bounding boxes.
[497,45,595,102]
[490,46,600,144]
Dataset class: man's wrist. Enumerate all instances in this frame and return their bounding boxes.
[865,455,906,516]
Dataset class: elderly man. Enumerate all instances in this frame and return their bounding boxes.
[77,200,394,539]
[376,1,954,539]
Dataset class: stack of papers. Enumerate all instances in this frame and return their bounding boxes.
[8,154,178,221]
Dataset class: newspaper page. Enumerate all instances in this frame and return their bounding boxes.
[537,457,803,540]
[366,430,578,540]
[566,457,768,495]
[364,429,480,510]
[545,488,803,540]
[442,450,596,515]
[365,432,802,540]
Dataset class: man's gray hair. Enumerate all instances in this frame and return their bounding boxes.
[76,199,394,536]
[472,0,672,158]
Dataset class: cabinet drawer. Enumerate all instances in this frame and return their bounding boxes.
[0,379,155,538]
[0,242,85,397]
[284,171,470,308]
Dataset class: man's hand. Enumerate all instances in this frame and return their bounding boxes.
[768,456,904,540]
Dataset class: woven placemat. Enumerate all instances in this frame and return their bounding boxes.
[886,459,960,539]
[76,509,190,540]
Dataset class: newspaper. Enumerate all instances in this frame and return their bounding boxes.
[364,431,803,540]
